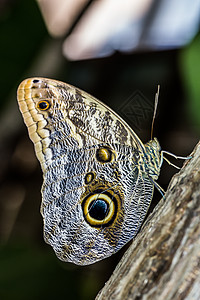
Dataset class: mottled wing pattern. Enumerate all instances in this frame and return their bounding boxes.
[17,78,162,265]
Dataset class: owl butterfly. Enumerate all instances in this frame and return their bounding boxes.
[17,78,181,265]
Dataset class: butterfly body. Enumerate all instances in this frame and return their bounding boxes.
[17,78,162,265]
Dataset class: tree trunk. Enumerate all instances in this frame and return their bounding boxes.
[96,141,200,300]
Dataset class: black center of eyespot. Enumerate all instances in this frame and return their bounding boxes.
[37,100,50,111]
[33,79,40,83]
[38,102,48,109]
[89,200,109,221]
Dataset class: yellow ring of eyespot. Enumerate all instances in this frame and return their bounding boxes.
[37,100,51,111]
[83,193,115,226]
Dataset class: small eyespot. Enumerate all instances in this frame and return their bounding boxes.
[85,172,95,185]
[96,147,115,163]
[37,100,50,111]
[33,79,40,83]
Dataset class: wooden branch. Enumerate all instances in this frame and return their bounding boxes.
[96,141,200,300]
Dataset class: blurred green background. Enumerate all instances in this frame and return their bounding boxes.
[0,1,199,300]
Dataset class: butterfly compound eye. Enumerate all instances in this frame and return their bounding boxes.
[37,100,51,111]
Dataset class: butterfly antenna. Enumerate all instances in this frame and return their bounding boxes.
[151,85,160,140]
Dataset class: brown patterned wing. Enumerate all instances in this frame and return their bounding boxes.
[17,78,160,265]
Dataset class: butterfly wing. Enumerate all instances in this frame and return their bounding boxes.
[17,78,155,265]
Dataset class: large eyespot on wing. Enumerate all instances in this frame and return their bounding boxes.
[81,188,120,228]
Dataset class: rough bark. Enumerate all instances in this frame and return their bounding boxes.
[96,141,200,300]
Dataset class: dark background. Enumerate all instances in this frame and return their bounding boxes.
[0,1,199,299]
